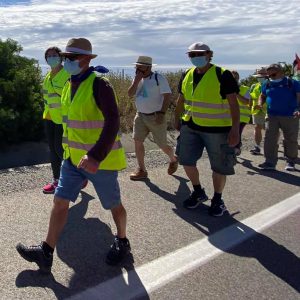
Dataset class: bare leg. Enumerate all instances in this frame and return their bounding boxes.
[254,124,263,146]
[160,145,177,162]
[111,203,127,238]
[134,139,146,171]
[45,196,70,248]
[183,165,200,185]
[212,172,226,193]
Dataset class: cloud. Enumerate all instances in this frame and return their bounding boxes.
[0,0,299,76]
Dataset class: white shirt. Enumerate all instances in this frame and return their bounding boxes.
[135,72,171,113]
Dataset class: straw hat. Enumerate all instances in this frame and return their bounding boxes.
[60,38,97,58]
[133,56,157,66]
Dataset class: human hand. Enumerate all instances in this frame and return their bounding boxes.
[293,111,300,118]
[77,155,99,174]
[254,104,262,110]
[227,127,239,147]
[134,69,144,82]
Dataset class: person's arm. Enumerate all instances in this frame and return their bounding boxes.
[237,90,250,105]
[227,93,240,147]
[294,92,300,118]
[257,93,266,109]
[174,94,185,131]
[128,70,143,97]
[159,93,172,113]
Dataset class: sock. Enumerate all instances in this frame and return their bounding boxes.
[42,241,54,257]
[212,192,222,202]
[193,184,203,194]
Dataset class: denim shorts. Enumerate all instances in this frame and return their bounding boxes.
[55,159,121,209]
[178,125,236,175]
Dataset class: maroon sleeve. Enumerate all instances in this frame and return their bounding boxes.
[87,77,120,162]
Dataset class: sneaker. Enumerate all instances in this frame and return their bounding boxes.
[168,160,178,175]
[42,180,58,194]
[129,169,148,181]
[258,162,276,170]
[16,243,53,274]
[106,236,131,265]
[208,199,228,217]
[250,146,261,155]
[81,179,88,189]
[285,162,295,171]
[183,189,209,209]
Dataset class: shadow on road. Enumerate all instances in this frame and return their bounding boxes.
[16,191,149,299]
[238,157,300,186]
[145,176,300,293]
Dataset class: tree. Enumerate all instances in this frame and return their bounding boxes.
[0,38,44,146]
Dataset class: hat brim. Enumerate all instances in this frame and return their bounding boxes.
[60,51,97,59]
[252,74,267,78]
[132,62,157,66]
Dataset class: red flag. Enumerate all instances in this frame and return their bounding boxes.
[295,53,300,70]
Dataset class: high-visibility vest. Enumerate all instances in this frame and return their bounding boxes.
[250,82,266,115]
[238,85,251,123]
[61,71,127,171]
[181,66,232,127]
[42,68,69,124]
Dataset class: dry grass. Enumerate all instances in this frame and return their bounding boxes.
[106,70,183,132]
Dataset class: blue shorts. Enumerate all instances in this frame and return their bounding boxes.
[178,125,236,175]
[55,159,121,209]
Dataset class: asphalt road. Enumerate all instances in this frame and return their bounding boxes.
[0,126,299,300]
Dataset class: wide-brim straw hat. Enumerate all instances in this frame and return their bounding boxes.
[133,56,157,66]
[252,67,268,78]
[60,38,97,58]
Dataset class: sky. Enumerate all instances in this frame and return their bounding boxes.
[0,0,300,78]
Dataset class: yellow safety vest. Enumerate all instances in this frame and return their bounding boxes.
[181,66,232,127]
[250,82,266,115]
[42,68,69,124]
[61,71,127,171]
[238,85,251,123]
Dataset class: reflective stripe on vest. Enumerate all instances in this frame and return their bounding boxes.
[61,71,127,171]
[181,65,232,127]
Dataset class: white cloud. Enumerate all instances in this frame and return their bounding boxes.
[0,0,299,77]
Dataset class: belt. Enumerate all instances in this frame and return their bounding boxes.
[139,112,156,116]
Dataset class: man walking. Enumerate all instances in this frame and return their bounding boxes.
[174,42,240,217]
[16,38,130,273]
[258,63,300,171]
[128,56,178,180]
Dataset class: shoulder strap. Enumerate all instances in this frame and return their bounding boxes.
[154,72,159,86]
[215,66,222,83]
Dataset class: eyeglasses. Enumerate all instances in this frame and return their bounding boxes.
[62,55,82,62]
[188,52,207,58]
[268,73,278,78]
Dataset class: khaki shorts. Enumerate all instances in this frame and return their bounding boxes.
[252,112,266,126]
[133,112,168,147]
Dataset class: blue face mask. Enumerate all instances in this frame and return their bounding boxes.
[47,57,61,68]
[63,58,83,75]
[190,56,208,68]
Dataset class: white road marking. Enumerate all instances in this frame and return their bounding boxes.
[69,192,300,300]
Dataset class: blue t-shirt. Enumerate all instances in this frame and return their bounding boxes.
[261,77,300,116]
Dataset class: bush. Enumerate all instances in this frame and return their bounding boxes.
[0,38,44,147]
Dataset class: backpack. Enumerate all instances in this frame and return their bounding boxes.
[265,77,294,90]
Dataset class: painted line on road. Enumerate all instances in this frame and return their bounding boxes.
[69,192,300,300]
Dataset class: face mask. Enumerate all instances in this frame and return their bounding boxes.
[269,78,283,83]
[190,56,208,68]
[257,78,266,83]
[47,57,61,68]
[63,58,83,75]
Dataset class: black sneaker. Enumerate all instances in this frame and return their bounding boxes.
[250,146,261,155]
[16,243,53,274]
[183,189,208,209]
[106,236,131,266]
[208,199,228,217]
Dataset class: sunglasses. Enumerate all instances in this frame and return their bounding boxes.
[268,73,278,78]
[62,54,82,62]
[188,52,207,58]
